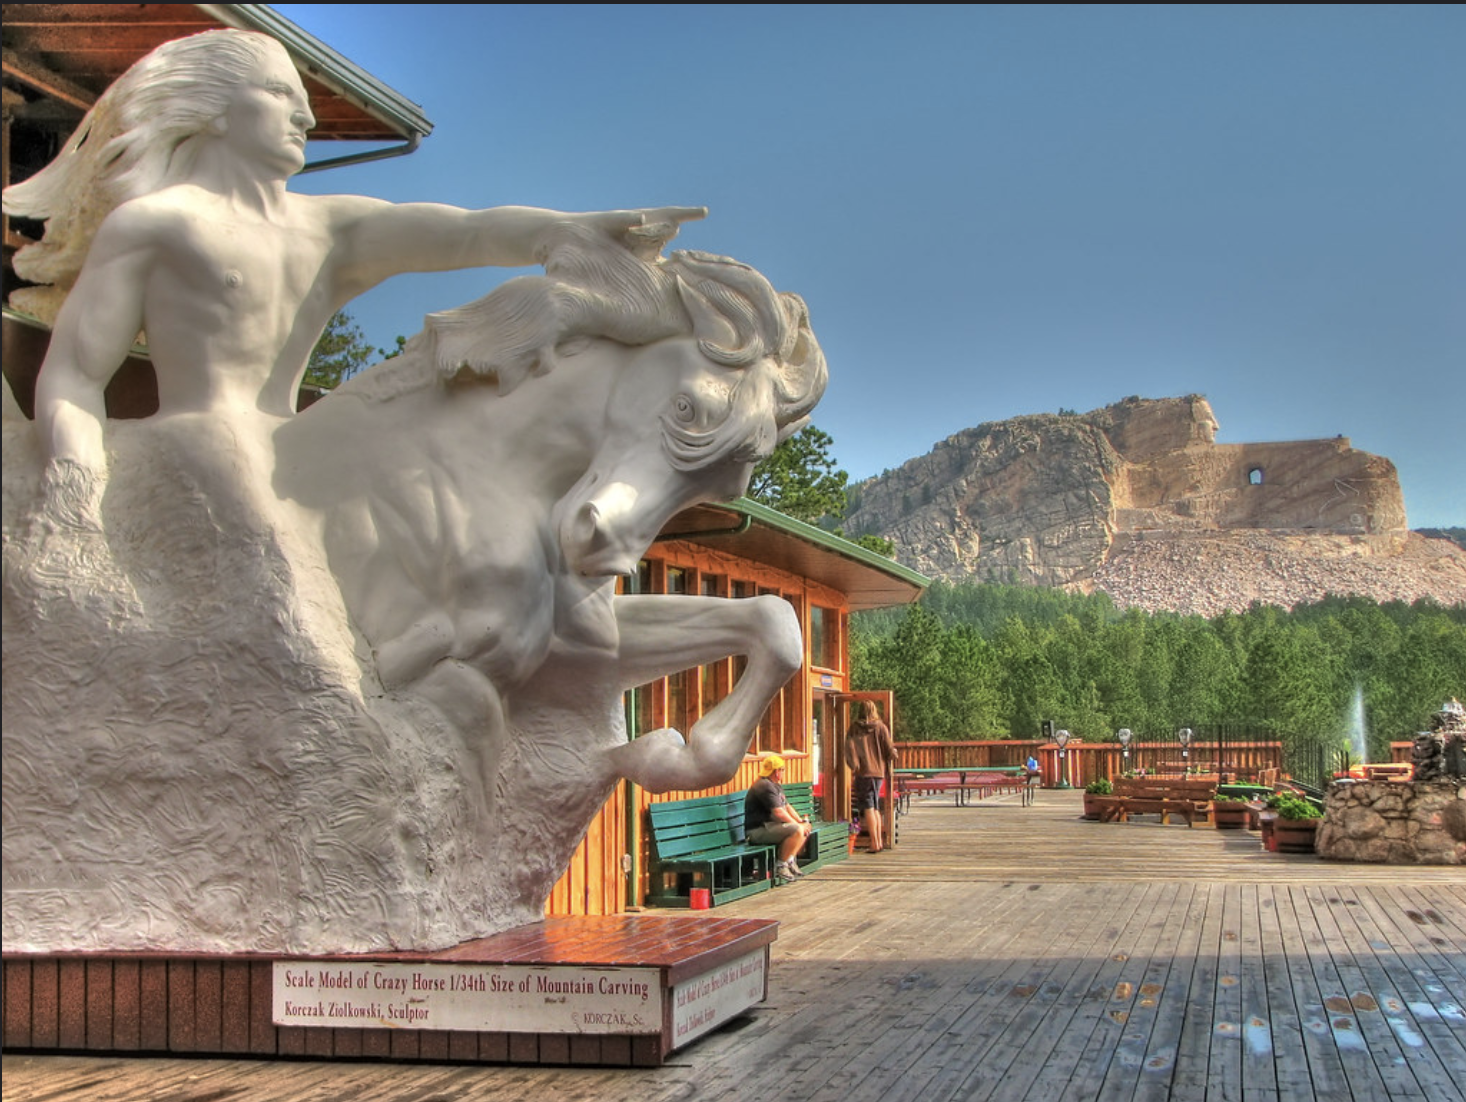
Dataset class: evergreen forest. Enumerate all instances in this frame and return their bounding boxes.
[850,582,1466,765]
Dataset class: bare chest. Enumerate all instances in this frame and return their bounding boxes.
[151,212,334,328]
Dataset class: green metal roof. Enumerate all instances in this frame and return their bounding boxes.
[658,498,928,611]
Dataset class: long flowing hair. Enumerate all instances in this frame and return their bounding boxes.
[2,30,285,289]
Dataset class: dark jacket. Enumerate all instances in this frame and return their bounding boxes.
[845,719,897,778]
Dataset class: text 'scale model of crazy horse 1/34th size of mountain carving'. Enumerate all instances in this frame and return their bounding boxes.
[1,28,826,955]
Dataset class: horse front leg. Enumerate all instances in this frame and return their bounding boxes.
[604,593,802,793]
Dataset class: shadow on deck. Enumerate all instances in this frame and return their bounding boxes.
[4,789,1463,1101]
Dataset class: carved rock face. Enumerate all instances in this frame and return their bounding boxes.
[844,396,1462,614]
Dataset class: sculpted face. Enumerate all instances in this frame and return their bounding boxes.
[220,47,315,175]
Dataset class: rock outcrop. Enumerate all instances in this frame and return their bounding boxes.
[846,396,1466,614]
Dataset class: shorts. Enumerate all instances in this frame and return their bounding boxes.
[853,776,883,815]
[746,822,804,846]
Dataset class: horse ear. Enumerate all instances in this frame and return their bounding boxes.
[674,277,741,363]
[776,415,811,445]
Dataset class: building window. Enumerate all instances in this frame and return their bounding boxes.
[662,567,694,731]
[626,559,657,737]
[698,574,729,710]
[810,606,840,671]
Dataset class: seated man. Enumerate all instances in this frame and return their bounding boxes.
[743,754,810,884]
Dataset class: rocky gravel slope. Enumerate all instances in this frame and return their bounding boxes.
[1088,531,1466,616]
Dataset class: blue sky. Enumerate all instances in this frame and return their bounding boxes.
[277,5,1464,527]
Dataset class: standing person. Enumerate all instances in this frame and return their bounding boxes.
[743,755,811,884]
[845,700,897,853]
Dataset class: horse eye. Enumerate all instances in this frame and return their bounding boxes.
[672,395,697,423]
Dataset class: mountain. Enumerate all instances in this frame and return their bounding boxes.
[844,396,1466,616]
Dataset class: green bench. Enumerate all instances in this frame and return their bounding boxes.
[647,795,775,908]
[720,781,849,879]
[779,782,850,873]
[647,782,851,908]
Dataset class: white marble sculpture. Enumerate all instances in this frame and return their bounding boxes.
[1,30,825,954]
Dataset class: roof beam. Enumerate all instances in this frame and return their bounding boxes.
[2,47,96,110]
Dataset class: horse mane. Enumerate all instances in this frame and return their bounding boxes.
[333,226,826,454]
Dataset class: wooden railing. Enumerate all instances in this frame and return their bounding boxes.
[890,739,1287,789]
[1038,741,1285,788]
[894,740,1043,770]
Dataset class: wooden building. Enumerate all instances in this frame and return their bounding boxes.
[549,499,926,918]
[2,3,930,923]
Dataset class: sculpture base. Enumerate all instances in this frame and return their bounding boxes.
[1,915,777,1068]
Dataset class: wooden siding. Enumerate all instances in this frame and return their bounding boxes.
[546,540,850,919]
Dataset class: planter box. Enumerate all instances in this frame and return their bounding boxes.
[1258,811,1278,850]
[1213,804,1249,830]
[1274,818,1318,854]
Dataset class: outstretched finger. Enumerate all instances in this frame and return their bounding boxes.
[642,205,707,225]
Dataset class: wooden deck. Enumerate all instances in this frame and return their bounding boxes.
[4,789,1463,1101]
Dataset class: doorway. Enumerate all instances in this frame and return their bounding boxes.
[820,690,897,847]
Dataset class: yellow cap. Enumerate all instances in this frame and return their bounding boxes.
[758,754,786,777]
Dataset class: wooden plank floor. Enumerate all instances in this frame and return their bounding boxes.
[4,789,1463,1101]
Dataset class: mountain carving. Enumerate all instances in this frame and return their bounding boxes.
[845,396,1466,615]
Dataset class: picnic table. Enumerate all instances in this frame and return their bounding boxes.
[895,768,1035,809]
[1089,777,1217,826]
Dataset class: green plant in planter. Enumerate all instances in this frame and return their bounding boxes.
[1272,794,1322,821]
[1212,793,1250,828]
[1270,793,1323,852]
[1085,778,1113,795]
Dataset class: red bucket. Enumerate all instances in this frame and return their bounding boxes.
[689,888,711,910]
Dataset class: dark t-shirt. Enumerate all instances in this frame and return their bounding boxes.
[744,777,787,829]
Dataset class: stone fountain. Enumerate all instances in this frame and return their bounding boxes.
[1316,699,1466,864]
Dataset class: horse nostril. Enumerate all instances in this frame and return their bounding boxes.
[568,501,601,551]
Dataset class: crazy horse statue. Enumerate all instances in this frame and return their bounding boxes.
[1,29,825,956]
[1,224,823,955]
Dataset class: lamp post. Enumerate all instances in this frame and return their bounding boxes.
[1177,727,1193,772]
[1117,727,1132,771]
[1055,728,1072,789]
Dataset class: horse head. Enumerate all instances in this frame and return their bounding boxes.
[549,250,827,579]
[277,233,824,701]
